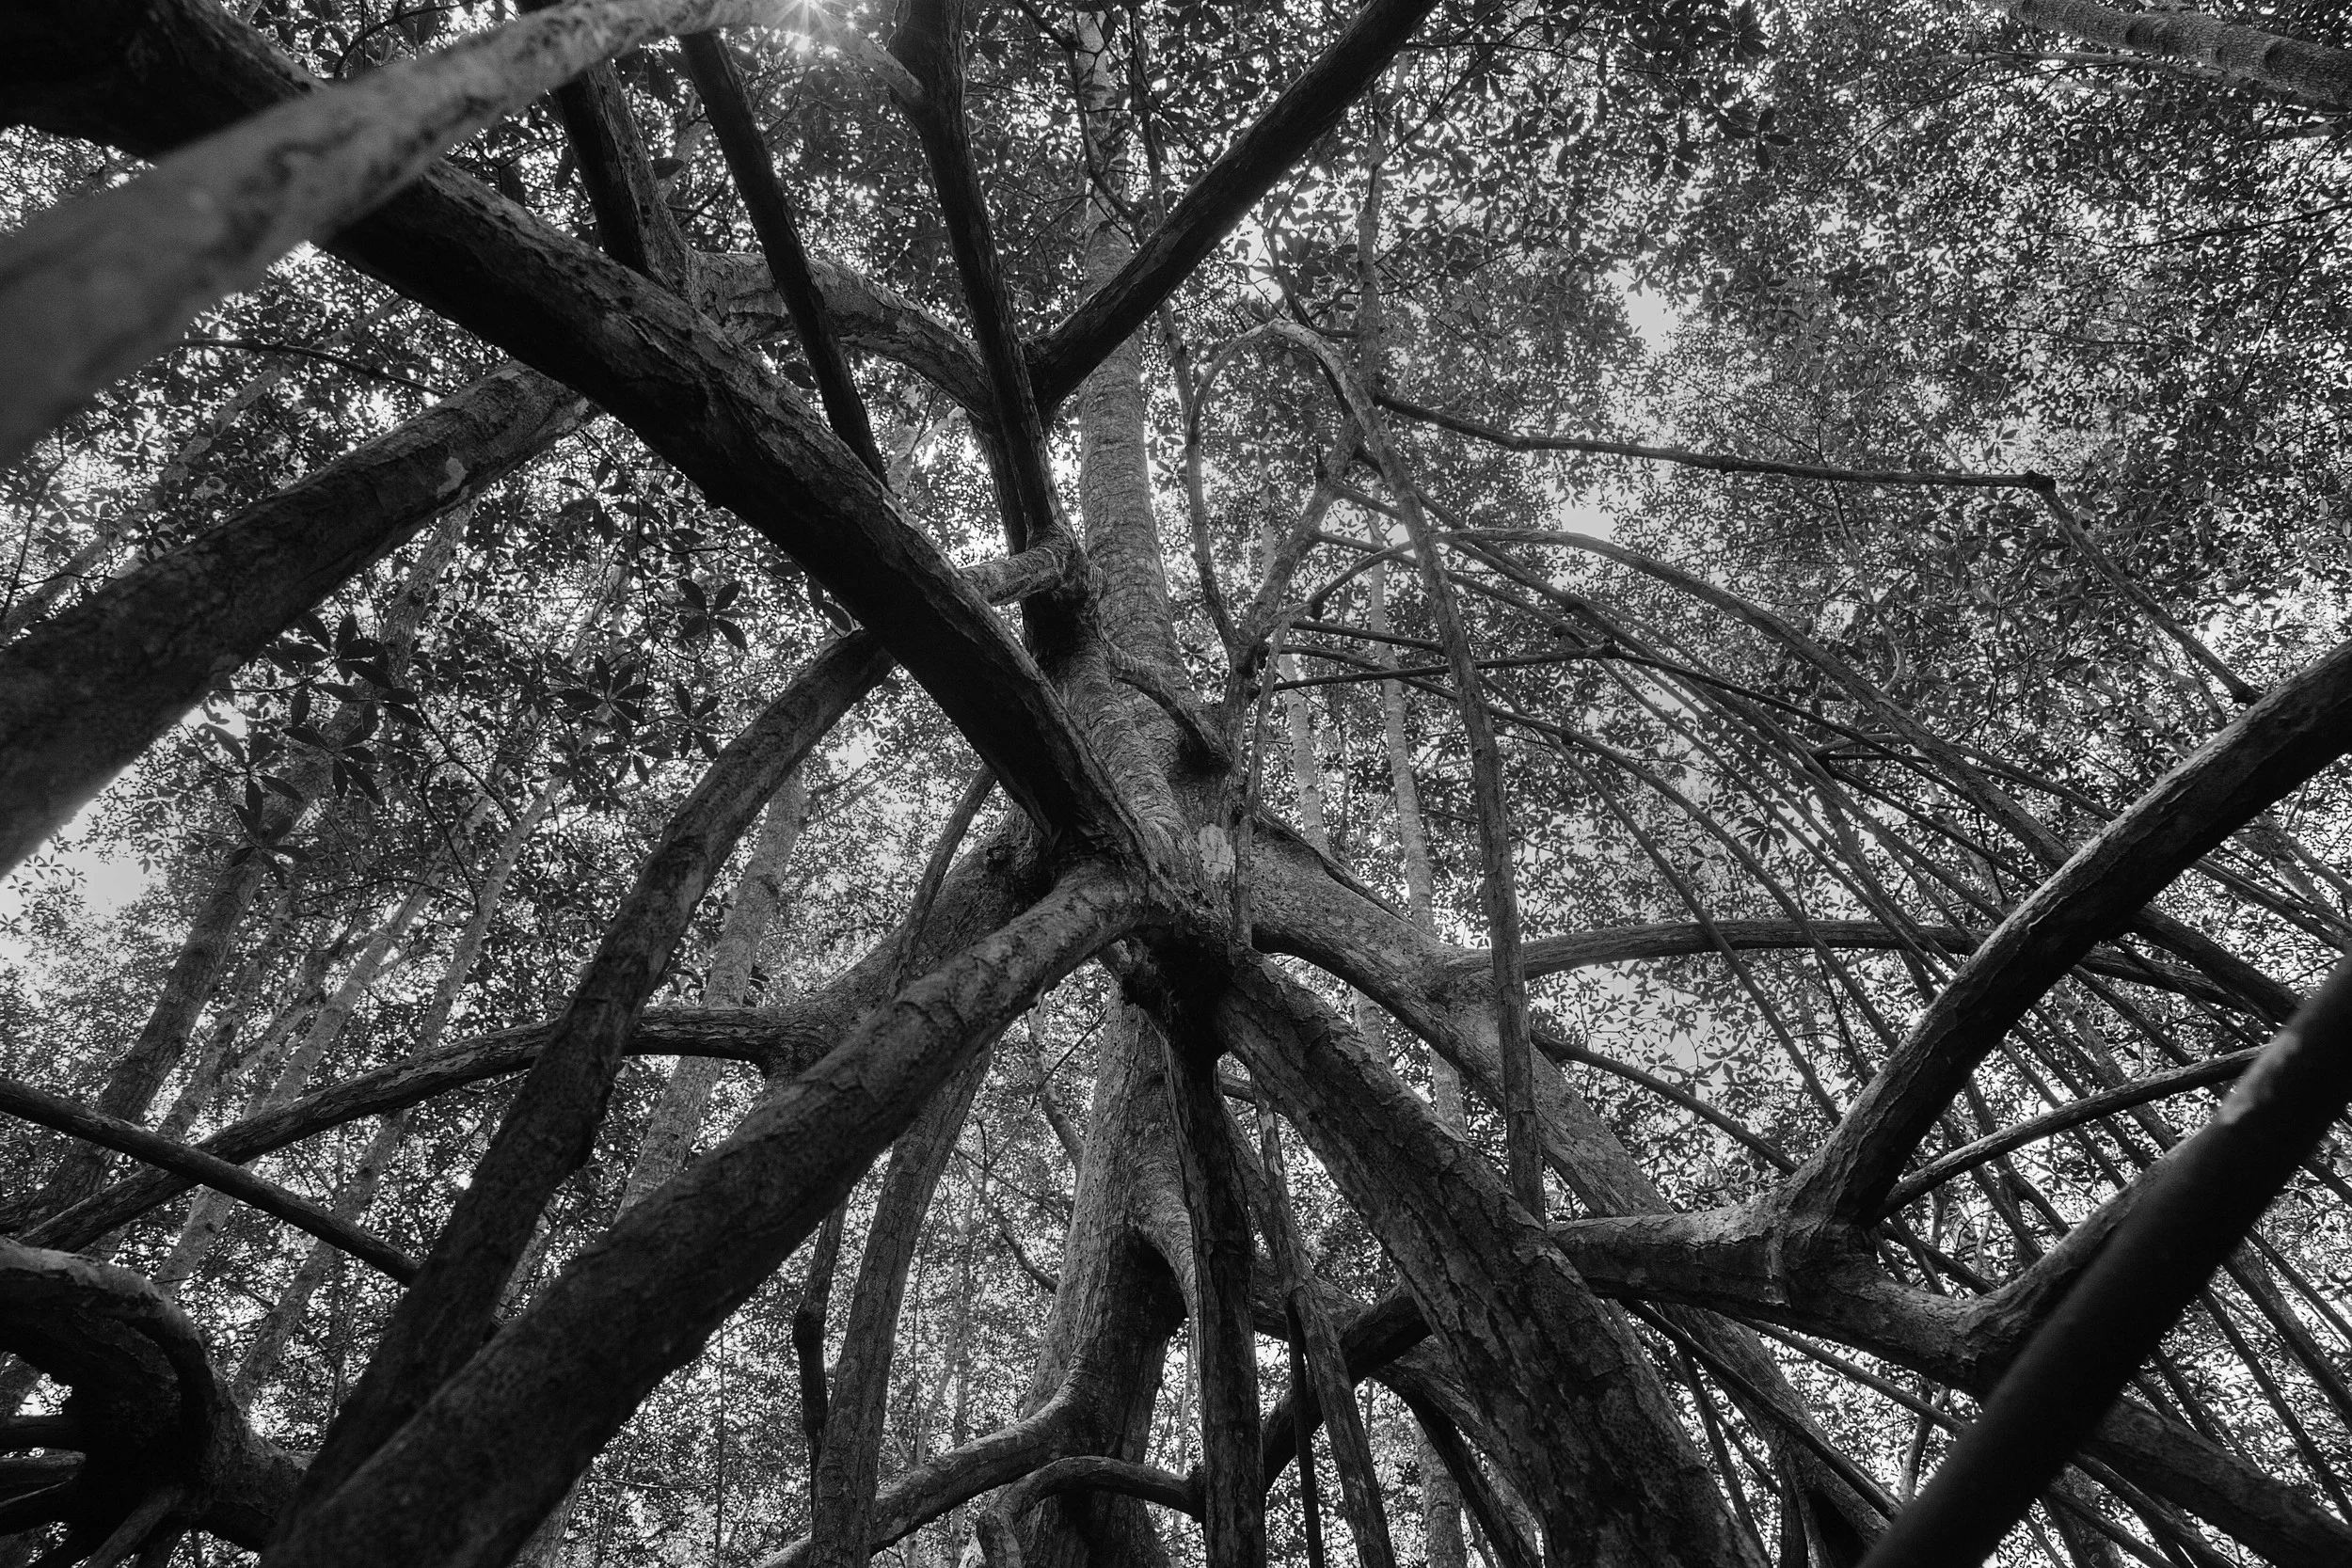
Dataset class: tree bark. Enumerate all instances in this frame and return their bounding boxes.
[803,1043,993,1568]
[1009,1006,1185,1568]
[287,634,892,1513]
[0,364,580,879]
[2003,0,2352,106]
[260,859,1138,1568]
[1251,1106,1396,1568]
[621,776,806,1212]
[1214,956,1761,1567]
[1154,1003,1264,1568]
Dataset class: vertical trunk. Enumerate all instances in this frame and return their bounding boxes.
[1013,1007,1184,1568]
[1291,1314,1329,1568]
[796,1205,849,1470]
[1071,16,1181,681]
[1274,641,1387,1054]
[1158,1010,1264,1568]
[803,1043,994,1568]
[24,855,269,1221]
[922,1183,983,1568]
[1386,1378,1539,1568]
[1366,552,1466,1568]
[1254,1106,1397,1568]
[1279,653,1327,854]
[151,885,294,1144]
[622,774,806,1210]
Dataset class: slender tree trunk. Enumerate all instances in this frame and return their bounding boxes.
[233,778,560,1396]
[1156,1005,1264,1568]
[157,874,437,1293]
[621,774,806,1210]
[1366,546,1467,1568]
[152,888,295,1144]
[796,1204,849,1471]
[803,1043,994,1568]
[21,501,465,1226]
[21,855,270,1224]
[1013,1006,1184,1568]
[1253,1104,1397,1568]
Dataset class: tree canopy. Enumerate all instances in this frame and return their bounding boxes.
[3,2,2352,1567]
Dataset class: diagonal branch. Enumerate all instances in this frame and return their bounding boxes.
[0,362,582,878]
[265,860,1140,1568]
[1787,632,2352,1225]
[290,631,893,1506]
[8,0,1138,854]
[1027,0,1443,411]
[1860,956,2352,1568]
[1376,391,2051,489]
[892,0,1061,553]
[682,30,887,474]
[1450,527,2306,1025]
[0,0,772,465]
[519,0,698,288]
[0,1077,417,1283]
[1886,1048,2262,1209]
[1212,953,1761,1566]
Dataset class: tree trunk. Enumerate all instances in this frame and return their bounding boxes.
[1010,1005,1185,1568]
[803,1041,994,1568]
[156,876,436,1293]
[2003,0,2352,106]
[1217,958,1759,1567]
[1156,1005,1264,1568]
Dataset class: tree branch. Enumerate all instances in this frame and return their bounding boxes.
[0,0,760,464]
[10,0,1142,855]
[1028,0,1443,411]
[0,1077,417,1283]
[2001,0,2352,108]
[1788,632,2352,1225]
[1860,956,2352,1568]
[682,30,886,474]
[290,630,898,1508]
[267,861,1142,1568]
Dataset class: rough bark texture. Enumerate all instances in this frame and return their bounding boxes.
[1156,1006,1265,1568]
[262,861,1140,1568]
[804,1045,994,1568]
[2005,0,2352,106]
[1216,958,1760,1567]
[0,363,581,879]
